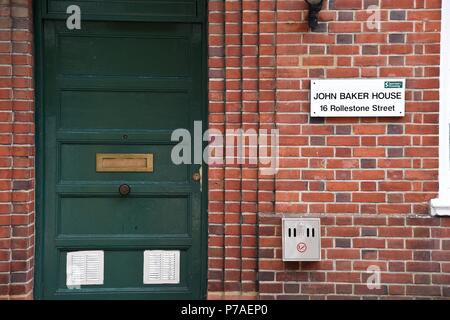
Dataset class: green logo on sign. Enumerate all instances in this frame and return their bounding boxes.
[384,81,403,89]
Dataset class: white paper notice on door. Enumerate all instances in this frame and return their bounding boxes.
[66,250,104,287]
[143,250,180,284]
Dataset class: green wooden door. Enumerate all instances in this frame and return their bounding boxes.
[36,19,206,299]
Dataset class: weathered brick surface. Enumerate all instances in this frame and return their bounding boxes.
[208,0,448,299]
[254,214,450,299]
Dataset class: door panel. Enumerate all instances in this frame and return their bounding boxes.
[39,20,205,299]
[59,196,190,236]
[54,249,192,297]
[46,0,202,21]
[58,31,190,76]
[59,90,190,130]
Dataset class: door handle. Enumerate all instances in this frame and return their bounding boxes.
[119,184,131,196]
[192,166,202,192]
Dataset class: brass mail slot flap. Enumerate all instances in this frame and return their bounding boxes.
[96,153,154,172]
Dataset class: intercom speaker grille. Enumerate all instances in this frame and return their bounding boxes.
[143,250,180,284]
[66,250,104,287]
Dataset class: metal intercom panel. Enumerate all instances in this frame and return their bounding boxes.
[282,218,321,261]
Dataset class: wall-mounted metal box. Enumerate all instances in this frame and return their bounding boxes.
[282,218,321,261]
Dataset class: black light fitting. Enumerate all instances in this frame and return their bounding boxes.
[305,0,324,31]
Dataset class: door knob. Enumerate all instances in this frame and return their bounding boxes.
[119,184,131,196]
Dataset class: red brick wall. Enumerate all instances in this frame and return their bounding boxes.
[0,0,34,299]
[208,0,449,299]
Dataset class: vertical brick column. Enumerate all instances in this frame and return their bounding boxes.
[0,0,14,299]
[207,0,227,297]
[257,0,278,297]
[208,0,278,299]
[240,0,259,296]
[222,0,243,297]
[0,0,34,299]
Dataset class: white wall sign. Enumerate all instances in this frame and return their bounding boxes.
[310,79,405,117]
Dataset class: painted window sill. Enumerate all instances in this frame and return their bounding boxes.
[430,198,450,216]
